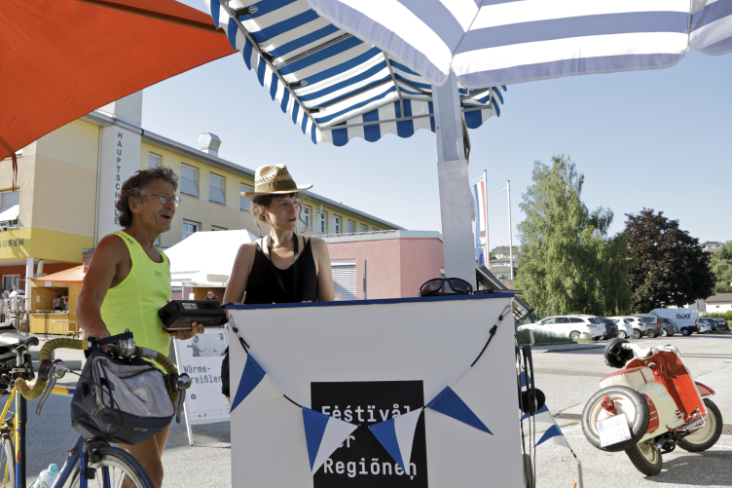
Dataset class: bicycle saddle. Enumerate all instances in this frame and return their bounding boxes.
[0,327,39,349]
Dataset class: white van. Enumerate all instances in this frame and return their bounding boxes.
[649,308,705,335]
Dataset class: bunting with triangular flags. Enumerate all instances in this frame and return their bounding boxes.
[302,407,358,474]
[521,404,554,424]
[369,408,424,475]
[427,368,493,434]
[536,424,571,449]
[230,353,280,412]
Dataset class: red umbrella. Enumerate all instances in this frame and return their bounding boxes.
[0,0,235,186]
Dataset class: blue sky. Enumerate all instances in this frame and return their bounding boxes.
[142,1,732,249]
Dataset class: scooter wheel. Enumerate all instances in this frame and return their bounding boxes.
[677,399,723,452]
[604,338,633,369]
[625,440,663,476]
[582,385,650,452]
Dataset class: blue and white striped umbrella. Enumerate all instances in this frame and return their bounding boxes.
[203,0,505,146]
[306,0,732,88]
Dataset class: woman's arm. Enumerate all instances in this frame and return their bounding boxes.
[311,238,335,302]
[223,242,258,305]
[76,235,126,340]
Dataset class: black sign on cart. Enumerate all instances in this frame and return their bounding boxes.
[311,380,428,488]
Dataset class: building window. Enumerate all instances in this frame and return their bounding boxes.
[318,211,327,233]
[182,220,199,240]
[2,275,20,292]
[211,226,227,231]
[180,164,199,197]
[149,153,161,168]
[240,184,252,211]
[347,220,355,233]
[360,224,367,233]
[209,173,225,205]
[333,216,341,234]
[301,205,311,230]
[0,190,20,225]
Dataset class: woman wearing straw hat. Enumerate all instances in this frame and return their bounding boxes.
[220,164,335,397]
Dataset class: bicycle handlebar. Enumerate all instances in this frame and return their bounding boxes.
[15,338,180,401]
[15,338,88,400]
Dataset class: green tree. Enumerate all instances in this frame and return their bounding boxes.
[710,242,732,294]
[623,209,714,310]
[515,155,632,316]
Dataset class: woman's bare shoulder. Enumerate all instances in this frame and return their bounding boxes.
[238,240,259,257]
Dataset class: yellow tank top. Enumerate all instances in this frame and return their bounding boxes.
[100,231,171,356]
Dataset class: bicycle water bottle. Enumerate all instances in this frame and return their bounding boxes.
[31,463,59,488]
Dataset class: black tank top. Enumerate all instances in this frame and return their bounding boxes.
[245,237,318,304]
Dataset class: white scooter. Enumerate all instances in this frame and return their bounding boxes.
[581,339,723,475]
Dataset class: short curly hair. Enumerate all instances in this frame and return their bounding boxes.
[115,167,179,227]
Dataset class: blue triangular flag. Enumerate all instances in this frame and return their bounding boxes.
[369,408,423,475]
[427,386,492,434]
[536,424,569,448]
[370,418,404,469]
[302,408,358,474]
[521,404,552,422]
[230,354,266,412]
[302,408,330,471]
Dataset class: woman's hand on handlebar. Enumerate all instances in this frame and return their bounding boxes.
[172,322,204,341]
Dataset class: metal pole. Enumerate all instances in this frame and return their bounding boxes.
[507,180,514,286]
[432,72,476,287]
[484,169,489,267]
[363,260,367,300]
[500,181,515,287]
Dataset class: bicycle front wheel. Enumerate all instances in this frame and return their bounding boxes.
[66,447,154,488]
[0,434,14,488]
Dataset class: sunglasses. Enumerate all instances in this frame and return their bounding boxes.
[419,277,473,297]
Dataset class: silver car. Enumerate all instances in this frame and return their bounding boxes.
[632,314,662,338]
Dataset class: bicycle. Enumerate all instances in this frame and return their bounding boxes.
[0,328,190,488]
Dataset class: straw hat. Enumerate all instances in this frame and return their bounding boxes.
[241,164,312,197]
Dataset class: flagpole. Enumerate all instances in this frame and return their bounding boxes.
[483,169,489,268]
[499,180,514,288]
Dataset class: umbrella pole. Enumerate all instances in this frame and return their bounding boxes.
[432,72,476,287]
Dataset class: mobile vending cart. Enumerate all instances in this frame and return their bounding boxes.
[226,293,523,488]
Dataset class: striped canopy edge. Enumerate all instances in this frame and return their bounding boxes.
[203,0,505,146]
[306,0,732,89]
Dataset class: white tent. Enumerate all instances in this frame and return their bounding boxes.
[166,229,257,287]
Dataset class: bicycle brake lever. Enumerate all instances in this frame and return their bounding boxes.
[36,361,67,416]
[174,374,191,423]
[175,386,186,424]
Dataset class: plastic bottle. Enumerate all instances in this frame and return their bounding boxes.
[31,464,59,488]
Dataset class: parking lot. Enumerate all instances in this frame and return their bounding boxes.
[530,332,732,488]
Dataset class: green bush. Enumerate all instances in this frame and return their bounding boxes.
[702,311,732,321]
[515,328,570,345]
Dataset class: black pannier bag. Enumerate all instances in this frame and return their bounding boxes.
[70,342,174,445]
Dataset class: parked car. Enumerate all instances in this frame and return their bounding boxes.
[659,317,678,337]
[517,315,606,340]
[608,318,634,339]
[650,308,702,335]
[609,316,647,339]
[712,318,730,331]
[700,318,717,331]
[597,317,619,340]
[632,314,663,338]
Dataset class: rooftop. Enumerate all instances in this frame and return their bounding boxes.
[705,293,732,303]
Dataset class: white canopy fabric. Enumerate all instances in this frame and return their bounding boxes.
[204,0,506,146]
[306,0,732,88]
[166,229,257,287]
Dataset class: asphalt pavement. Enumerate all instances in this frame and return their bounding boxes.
[8,332,732,487]
[528,332,732,488]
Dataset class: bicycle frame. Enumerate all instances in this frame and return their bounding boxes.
[0,382,76,488]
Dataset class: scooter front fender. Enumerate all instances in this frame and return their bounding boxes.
[695,381,715,398]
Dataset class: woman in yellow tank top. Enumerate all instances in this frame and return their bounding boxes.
[77,167,203,488]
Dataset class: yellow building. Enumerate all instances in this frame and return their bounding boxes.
[0,93,401,300]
